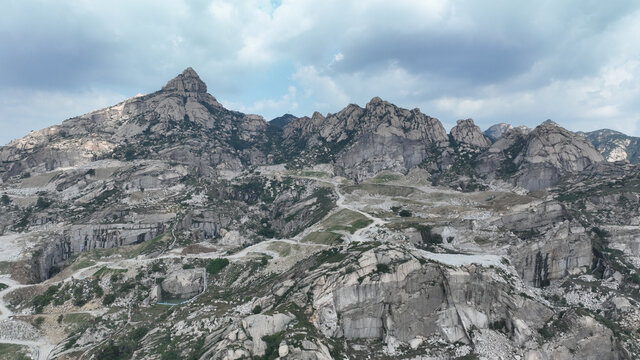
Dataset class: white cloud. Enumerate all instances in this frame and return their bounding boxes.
[293,66,350,110]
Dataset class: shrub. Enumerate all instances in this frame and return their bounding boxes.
[398,209,412,217]
[130,327,149,342]
[206,258,230,275]
[0,194,10,205]
[34,317,45,328]
[102,293,116,306]
[376,264,391,273]
[35,196,52,210]
[252,305,262,314]
[261,332,284,360]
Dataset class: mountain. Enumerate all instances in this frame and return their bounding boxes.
[581,128,640,163]
[282,97,449,180]
[0,68,638,360]
[0,67,275,181]
[269,113,298,128]
[476,122,604,190]
[484,122,531,141]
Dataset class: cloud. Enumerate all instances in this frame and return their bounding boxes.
[293,65,350,111]
[220,85,299,120]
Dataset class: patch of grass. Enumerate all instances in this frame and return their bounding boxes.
[297,171,328,178]
[371,173,401,183]
[323,209,373,234]
[301,231,343,245]
[0,343,31,360]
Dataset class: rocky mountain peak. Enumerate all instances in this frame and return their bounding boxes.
[484,123,513,141]
[450,118,491,149]
[162,67,207,93]
[477,122,605,190]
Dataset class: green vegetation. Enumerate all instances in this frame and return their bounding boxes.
[398,209,412,217]
[538,312,571,339]
[260,331,284,360]
[413,224,443,246]
[103,293,116,305]
[497,136,527,179]
[34,317,45,328]
[33,285,60,313]
[252,305,262,314]
[301,231,343,245]
[0,283,7,291]
[0,194,10,205]
[206,258,230,275]
[376,264,391,273]
[0,343,31,360]
[322,209,372,234]
[371,173,401,183]
[314,248,347,267]
[489,318,507,334]
[35,196,52,210]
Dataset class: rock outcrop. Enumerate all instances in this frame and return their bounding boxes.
[484,123,531,142]
[582,128,640,163]
[160,268,204,299]
[476,123,605,190]
[283,97,449,180]
[450,119,491,150]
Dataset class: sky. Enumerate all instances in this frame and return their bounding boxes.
[1,0,640,145]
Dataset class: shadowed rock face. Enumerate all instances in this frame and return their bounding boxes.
[476,123,605,190]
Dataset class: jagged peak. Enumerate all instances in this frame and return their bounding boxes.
[366,96,387,109]
[162,67,207,93]
[455,118,476,126]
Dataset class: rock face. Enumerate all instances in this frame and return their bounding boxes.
[269,113,298,128]
[160,268,204,299]
[450,119,491,150]
[29,222,167,283]
[484,123,514,141]
[476,123,605,190]
[306,245,557,356]
[242,314,293,356]
[283,97,449,180]
[582,128,640,163]
[484,123,531,142]
[162,67,208,93]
